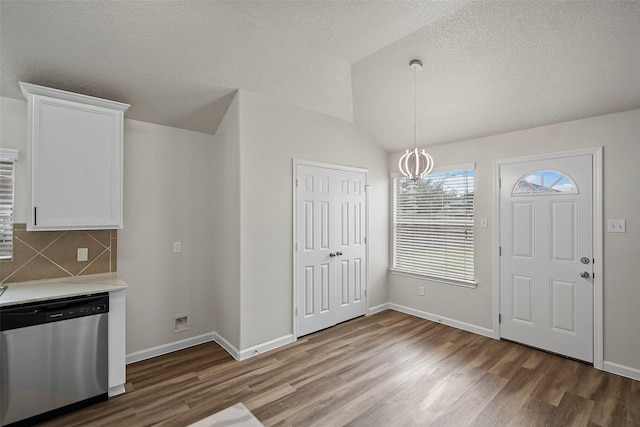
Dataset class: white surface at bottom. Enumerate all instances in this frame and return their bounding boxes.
[187,403,264,427]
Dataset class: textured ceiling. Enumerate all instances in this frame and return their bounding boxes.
[353,0,640,151]
[1,1,640,153]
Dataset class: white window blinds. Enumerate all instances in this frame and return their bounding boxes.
[392,165,475,284]
[0,149,18,260]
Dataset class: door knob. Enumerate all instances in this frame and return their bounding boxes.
[336,251,343,256]
[580,271,590,279]
[329,252,336,257]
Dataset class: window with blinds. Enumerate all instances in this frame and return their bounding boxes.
[392,165,475,285]
[0,149,18,260]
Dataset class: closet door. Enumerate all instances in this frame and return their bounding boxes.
[295,163,367,337]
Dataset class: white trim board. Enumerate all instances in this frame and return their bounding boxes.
[368,303,389,315]
[237,334,295,361]
[603,361,640,382]
[492,147,604,369]
[210,333,295,361]
[126,332,216,364]
[388,303,494,339]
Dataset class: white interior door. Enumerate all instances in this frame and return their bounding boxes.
[499,154,594,362]
[295,163,367,337]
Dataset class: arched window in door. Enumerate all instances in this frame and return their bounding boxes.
[512,170,577,196]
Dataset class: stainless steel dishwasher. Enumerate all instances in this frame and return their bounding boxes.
[0,293,109,426]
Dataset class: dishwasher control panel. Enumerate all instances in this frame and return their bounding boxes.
[46,303,108,322]
[0,293,109,331]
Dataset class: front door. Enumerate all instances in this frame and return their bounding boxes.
[295,163,367,337]
[499,154,593,362]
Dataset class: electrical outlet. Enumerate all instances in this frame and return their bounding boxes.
[173,315,190,333]
[418,286,425,296]
[77,248,88,262]
[173,241,182,253]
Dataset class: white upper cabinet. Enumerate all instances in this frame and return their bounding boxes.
[20,82,130,231]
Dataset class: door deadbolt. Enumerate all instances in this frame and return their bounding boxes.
[580,257,591,265]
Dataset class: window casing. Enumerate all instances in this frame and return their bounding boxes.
[392,164,475,286]
[0,149,18,260]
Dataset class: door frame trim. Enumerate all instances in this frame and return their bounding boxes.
[492,147,603,369]
[292,159,369,340]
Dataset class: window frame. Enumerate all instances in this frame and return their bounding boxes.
[0,148,19,261]
[390,162,477,288]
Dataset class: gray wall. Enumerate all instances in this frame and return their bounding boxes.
[389,109,640,373]
[237,90,389,349]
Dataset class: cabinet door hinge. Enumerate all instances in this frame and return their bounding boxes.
[499,314,502,323]
[296,179,299,188]
[499,246,502,256]
[34,207,37,226]
[295,306,299,316]
[499,178,502,189]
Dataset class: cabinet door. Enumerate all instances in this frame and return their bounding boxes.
[28,95,123,230]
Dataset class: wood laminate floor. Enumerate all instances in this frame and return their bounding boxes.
[39,310,639,427]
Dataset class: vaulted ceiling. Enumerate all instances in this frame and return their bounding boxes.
[2,1,639,153]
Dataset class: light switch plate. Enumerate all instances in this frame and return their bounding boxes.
[173,241,182,253]
[607,219,626,233]
[480,218,488,228]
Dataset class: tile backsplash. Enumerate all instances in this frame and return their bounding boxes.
[0,224,117,283]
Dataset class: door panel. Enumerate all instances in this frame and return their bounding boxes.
[500,155,593,362]
[296,167,336,336]
[296,164,367,337]
[550,201,577,262]
[334,170,367,324]
[550,279,577,334]
[511,202,535,259]
[511,274,534,324]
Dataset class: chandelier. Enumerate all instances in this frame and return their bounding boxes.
[398,59,434,179]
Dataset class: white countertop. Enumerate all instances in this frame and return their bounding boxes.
[0,273,128,307]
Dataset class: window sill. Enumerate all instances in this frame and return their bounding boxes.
[389,269,478,289]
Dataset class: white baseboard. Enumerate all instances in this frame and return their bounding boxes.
[237,334,295,361]
[212,332,241,360]
[388,303,495,339]
[603,360,640,381]
[368,303,389,315]
[126,332,216,364]
[213,332,295,361]
[126,331,295,365]
[124,306,495,366]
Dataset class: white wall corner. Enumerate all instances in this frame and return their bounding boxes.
[602,361,640,382]
[388,303,495,339]
[126,332,216,365]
